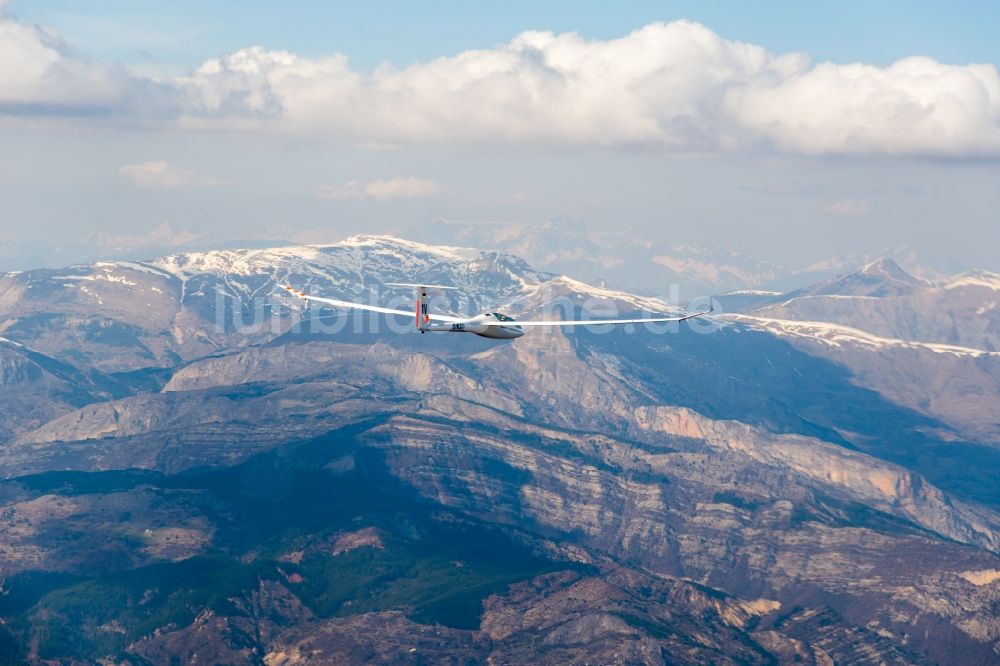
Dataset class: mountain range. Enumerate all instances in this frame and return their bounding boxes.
[1,235,999,664]
[407,219,945,298]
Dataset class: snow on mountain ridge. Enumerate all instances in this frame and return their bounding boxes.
[148,235,476,282]
[732,314,998,357]
[512,275,684,315]
[337,234,476,260]
[18,235,1000,341]
[943,270,1000,291]
[724,290,782,296]
[12,234,696,318]
[129,235,566,314]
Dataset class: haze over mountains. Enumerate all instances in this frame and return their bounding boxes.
[407,219,951,296]
[1,235,1000,663]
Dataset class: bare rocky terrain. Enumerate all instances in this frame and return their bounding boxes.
[1,236,1000,664]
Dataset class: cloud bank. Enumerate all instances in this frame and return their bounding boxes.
[119,161,227,189]
[826,200,871,217]
[317,176,441,200]
[3,13,1000,157]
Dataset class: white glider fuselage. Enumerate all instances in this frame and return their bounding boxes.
[420,313,525,339]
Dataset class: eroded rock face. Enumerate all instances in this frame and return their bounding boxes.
[123,561,983,665]
[0,343,112,441]
[258,611,490,666]
[633,404,1000,552]
[479,569,774,665]
[134,569,792,666]
[164,341,523,416]
[0,348,41,385]
[363,413,1000,654]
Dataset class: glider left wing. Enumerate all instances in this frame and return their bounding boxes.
[281,285,464,323]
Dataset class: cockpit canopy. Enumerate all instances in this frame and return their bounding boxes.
[489,312,516,322]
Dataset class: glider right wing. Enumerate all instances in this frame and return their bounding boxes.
[512,305,713,326]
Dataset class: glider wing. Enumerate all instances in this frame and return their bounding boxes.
[281,285,464,323]
[512,307,713,326]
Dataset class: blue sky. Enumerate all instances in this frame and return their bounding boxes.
[11,1,1000,71]
[2,1,1000,275]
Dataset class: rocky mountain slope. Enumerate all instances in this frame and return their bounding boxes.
[756,259,1000,351]
[2,236,1000,664]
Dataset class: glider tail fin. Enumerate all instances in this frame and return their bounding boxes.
[385,283,456,331]
[415,286,431,329]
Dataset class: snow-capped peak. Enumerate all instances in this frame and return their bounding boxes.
[149,235,477,281]
[858,258,925,286]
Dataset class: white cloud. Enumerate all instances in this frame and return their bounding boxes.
[163,22,1000,156]
[826,200,871,217]
[0,13,130,114]
[731,57,1000,156]
[363,176,441,198]
[317,176,441,200]
[119,161,228,189]
[4,13,1000,157]
[316,179,362,200]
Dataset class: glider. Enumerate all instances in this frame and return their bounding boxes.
[282,283,712,340]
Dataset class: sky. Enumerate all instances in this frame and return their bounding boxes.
[2,1,999,273]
